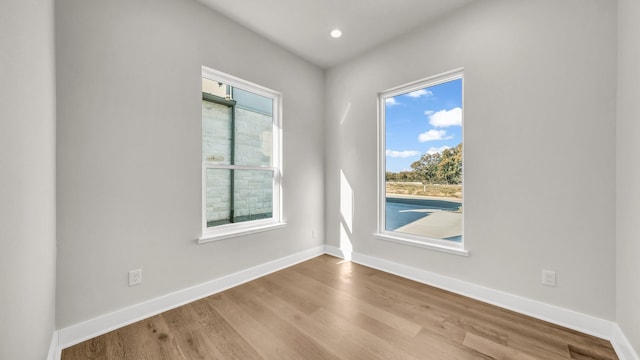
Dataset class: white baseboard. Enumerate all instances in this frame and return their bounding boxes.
[324,245,639,360]
[55,246,325,353]
[47,330,59,360]
[612,324,640,360]
[51,244,639,360]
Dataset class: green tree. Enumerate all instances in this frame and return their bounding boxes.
[437,143,462,184]
[386,171,420,182]
[411,152,441,184]
[395,171,414,181]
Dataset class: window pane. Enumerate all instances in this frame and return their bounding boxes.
[233,88,273,117]
[205,168,232,227]
[385,196,462,242]
[233,169,273,223]
[384,77,463,242]
[202,100,232,164]
[202,78,229,99]
[234,88,273,167]
[201,66,282,238]
[205,168,273,228]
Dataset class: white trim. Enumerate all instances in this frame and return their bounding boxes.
[612,324,640,360]
[50,245,639,360]
[382,68,465,98]
[202,163,277,171]
[56,246,325,351]
[374,232,469,256]
[201,67,279,100]
[324,245,619,344]
[200,65,283,240]
[377,68,466,254]
[47,330,60,360]
[323,244,350,259]
[197,221,286,244]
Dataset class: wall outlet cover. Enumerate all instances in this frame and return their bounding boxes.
[541,269,556,287]
[128,269,142,287]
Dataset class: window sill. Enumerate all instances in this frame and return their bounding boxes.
[374,232,469,257]
[198,222,287,244]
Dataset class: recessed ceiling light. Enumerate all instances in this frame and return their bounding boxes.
[330,29,342,38]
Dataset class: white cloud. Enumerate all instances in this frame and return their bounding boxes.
[426,146,450,155]
[428,107,462,127]
[386,149,420,158]
[406,89,433,98]
[418,129,452,142]
[385,98,399,106]
[424,110,435,116]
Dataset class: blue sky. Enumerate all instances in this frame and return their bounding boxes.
[385,78,462,173]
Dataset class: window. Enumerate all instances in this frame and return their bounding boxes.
[376,69,467,255]
[199,66,284,243]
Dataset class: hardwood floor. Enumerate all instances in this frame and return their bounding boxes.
[62,255,618,359]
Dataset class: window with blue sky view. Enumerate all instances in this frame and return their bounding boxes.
[385,78,462,173]
[380,72,463,247]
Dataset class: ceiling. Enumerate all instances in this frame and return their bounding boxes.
[197,0,475,69]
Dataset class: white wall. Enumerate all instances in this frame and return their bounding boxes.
[325,0,617,319]
[0,0,57,359]
[55,0,325,327]
[617,0,640,354]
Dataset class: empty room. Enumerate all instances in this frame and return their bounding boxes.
[1,0,639,359]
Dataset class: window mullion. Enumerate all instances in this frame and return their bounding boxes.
[230,101,236,223]
[203,163,276,172]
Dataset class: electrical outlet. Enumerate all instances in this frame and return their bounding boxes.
[128,269,142,287]
[541,269,556,287]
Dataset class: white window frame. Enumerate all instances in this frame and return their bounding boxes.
[198,66,285,244]
[375,68,468,256]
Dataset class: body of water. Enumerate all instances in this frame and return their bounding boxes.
[385,197,461,231]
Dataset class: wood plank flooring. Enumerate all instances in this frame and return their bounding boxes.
[62,255,618,359]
